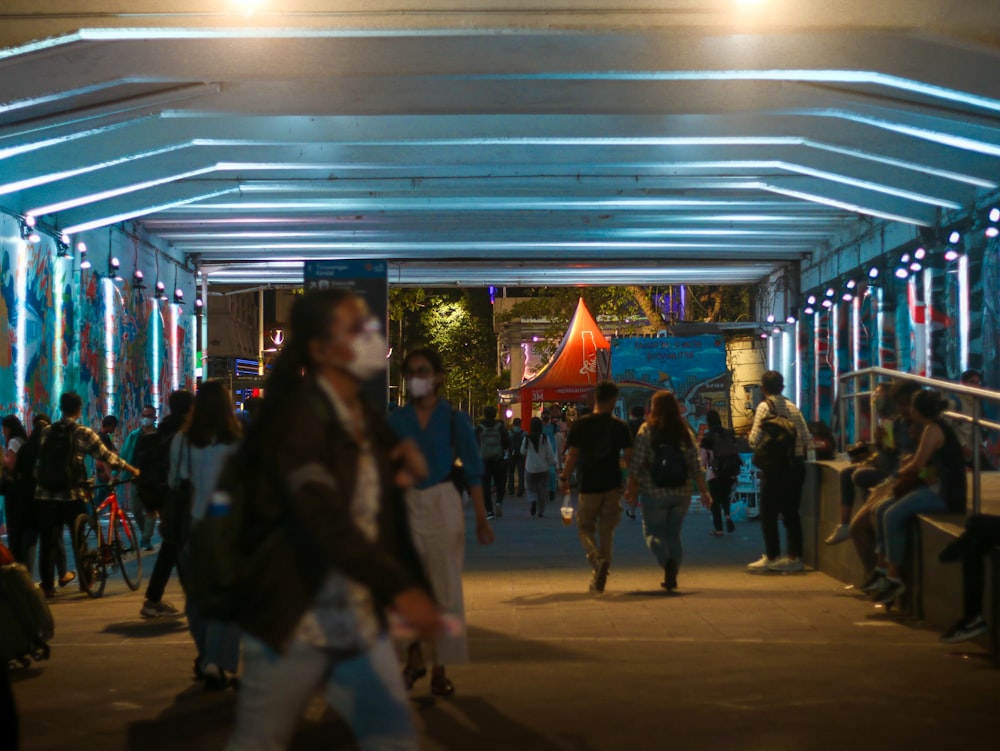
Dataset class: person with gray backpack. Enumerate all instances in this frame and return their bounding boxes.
[476,407,510,519]
[746,372,813,573]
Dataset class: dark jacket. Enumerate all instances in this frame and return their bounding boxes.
[234,376,427,650]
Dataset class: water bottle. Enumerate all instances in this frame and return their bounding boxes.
[207,490,232,518]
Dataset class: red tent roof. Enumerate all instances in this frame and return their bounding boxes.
[500,297,611,403]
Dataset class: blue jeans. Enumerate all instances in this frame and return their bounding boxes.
[639,493,691,570]
[187,601,241,673]
[876,486,947,567]
[226,634,416,751]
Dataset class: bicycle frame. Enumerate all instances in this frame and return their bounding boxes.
[75,481,143,596]
[90,489,135,556]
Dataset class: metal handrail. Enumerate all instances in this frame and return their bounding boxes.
[837,366,1000,515]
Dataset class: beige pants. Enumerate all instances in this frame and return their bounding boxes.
[404,482,468,665]
[576,488,624,569]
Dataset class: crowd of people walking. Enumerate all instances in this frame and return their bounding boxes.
[2,289,996,751]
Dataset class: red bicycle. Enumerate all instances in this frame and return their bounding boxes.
[73,480,143,597]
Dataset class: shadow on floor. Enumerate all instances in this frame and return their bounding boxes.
[103,619,190,638]
[421,695,599,751]
[127,683,362,750]
[465,625,585,663]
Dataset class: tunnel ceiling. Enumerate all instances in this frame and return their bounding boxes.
[2,2,1000,287]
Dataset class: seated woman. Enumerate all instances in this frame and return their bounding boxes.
[827,381,916,545]
[869,389,966,607]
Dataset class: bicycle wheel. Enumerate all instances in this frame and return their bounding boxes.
[73,514,106,598]
[112,512,143,591]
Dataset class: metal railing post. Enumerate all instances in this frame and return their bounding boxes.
[973,398,982,515]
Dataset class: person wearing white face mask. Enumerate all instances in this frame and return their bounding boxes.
[388,348,494,698]
[224,288,442,751]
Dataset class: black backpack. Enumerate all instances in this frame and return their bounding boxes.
[709,428,742,479]
[509,427,525,457]
[649,433,689,488]
[35,421,80,493]
[751,399,798,473]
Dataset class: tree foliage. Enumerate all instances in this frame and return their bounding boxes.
[389,287,496,414]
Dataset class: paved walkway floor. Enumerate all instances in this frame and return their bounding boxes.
[10,495,998,751]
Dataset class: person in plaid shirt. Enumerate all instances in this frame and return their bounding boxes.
[35,392,140,597]
[746,371,813,574]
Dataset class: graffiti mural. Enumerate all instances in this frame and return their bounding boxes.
[0,214,195,435]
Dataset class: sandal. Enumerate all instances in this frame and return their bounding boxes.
[430,677,455,697]
[402,665,427,690]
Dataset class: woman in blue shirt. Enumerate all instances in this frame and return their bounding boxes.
[388,347,494,697]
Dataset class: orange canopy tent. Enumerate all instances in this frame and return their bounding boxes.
[499,297,611,423]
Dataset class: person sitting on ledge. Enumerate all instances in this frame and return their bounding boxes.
[866,390,966,608]
[848,381,921,585]
[826,381,911,545]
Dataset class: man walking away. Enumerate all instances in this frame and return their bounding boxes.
[140,389,195,618]
[747,371,813,573]
[35,392,139,598]
[476,407,510,518]
[507,417,526,497]
[558,381,633,593]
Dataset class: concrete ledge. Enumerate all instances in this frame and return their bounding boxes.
[804,461,868,587]
[807,459,998,653]
[918,513,997,653]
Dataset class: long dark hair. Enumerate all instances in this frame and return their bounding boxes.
[911,389,948,419]
[528,415,543,452]
[182,380,242,448]
[2,415,28,444]
[249,288,356,444]
[264,288,355,399]
[646,391,693,447]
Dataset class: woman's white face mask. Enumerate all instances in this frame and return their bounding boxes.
[343,321,388,382]
[405,375,435,398]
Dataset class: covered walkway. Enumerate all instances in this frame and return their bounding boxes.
[12,496,997,751]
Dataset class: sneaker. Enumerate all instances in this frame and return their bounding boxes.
[940,615,990,644]
[873,577,905,606]
[768,557,805,573]
[746,555,776,572]
[486,513,495,521]
[824,524,851,545]
[591,559,610,593]
[141,600,180,618]
[860,569,887,593]
[141,541,154,552]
